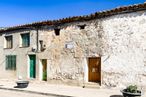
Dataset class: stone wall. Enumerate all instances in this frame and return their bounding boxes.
[38,21,103,85]
[38,10,146,87]
[101,10,146,88]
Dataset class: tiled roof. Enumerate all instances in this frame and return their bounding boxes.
[1,2,146,32]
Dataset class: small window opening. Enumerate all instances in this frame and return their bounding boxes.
[54,29,60,36]
[78,24,86,29]
[5,35,13,49]
[39,40,46,51]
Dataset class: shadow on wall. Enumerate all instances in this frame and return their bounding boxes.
[110,95,123,97]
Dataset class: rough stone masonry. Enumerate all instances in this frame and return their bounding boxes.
[37,10,146,88]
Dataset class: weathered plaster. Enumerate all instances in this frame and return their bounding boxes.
[101,11,146,88]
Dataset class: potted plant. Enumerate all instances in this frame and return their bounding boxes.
[16,80,29,88]
[121,85,142,97]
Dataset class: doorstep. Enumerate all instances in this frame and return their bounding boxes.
[83,82,100,89]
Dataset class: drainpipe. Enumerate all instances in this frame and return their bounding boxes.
[36,27,39,52]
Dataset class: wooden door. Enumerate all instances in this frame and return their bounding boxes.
[88,57,101,82]
[42,59,47,81]
[29,55,36,78]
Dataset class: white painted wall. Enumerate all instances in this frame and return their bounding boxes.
[0,29,37,80]
[101,11,146,87]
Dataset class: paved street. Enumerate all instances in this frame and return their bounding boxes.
[0,89,121,97]
[0,89,66,97]
[0,79,145,97]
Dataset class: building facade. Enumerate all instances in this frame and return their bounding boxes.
[0,3,146,88]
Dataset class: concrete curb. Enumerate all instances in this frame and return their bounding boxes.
[0,87,73,97]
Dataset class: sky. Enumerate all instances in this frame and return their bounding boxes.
[0,0,145,27]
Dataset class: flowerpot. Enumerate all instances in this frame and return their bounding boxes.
[16,81,29,88]
[121,89,142,97]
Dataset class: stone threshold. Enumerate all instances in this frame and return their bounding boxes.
[83,82,101,89]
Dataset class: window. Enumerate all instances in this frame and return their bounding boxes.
[78,24,86,29]
[39,40,46,51]
[54,29,60,36]
[21,33,30,47]
[5,36,12,48]
[6,55,16,70]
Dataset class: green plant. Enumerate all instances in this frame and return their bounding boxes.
[126,85,138,93]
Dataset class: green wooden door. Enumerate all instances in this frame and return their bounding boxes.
[42,59,47,81]
[29,55,36,78]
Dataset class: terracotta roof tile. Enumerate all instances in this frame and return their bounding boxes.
[1,2,146,32]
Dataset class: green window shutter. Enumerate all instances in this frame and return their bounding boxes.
[9,56,11,69]
[12,55,16,70]
[6,56,8,70]
[22,33,30,47]
[11,55,13,70]
[24,34,27,46]
[5,55,16,70]
[8,56,11,69]
[26,34,30,46]
[11,55,16,70]
[10,56,12,69]
[27,34,30,46]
